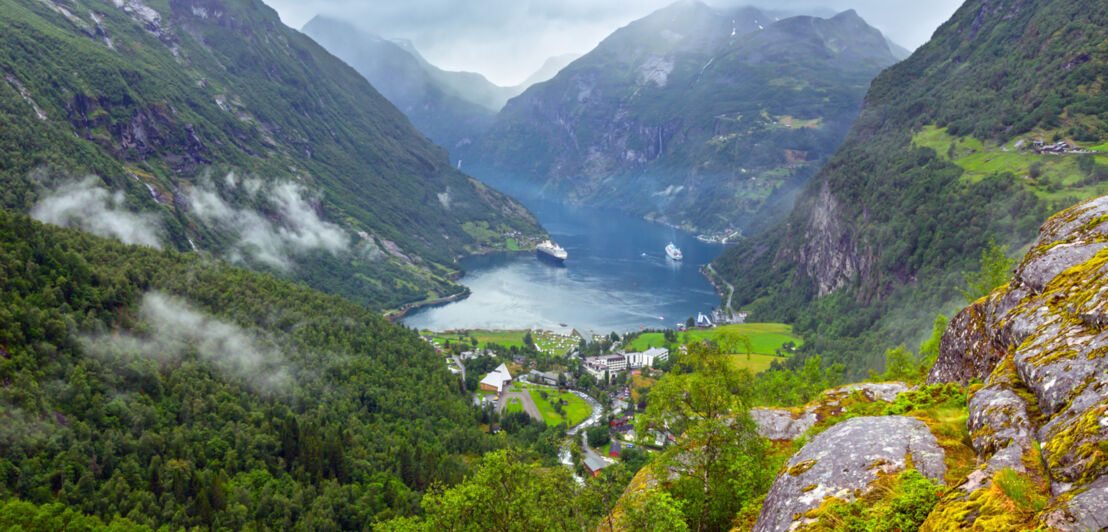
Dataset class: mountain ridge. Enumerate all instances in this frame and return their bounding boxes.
[0,0,545,311]
[459,1,899,235]
[712,0,1108,374]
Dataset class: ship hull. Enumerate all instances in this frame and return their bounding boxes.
[537,249,566,265]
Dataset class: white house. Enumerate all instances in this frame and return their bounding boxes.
[479,363,513,393]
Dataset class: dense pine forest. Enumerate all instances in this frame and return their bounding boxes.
[0,210,509,529]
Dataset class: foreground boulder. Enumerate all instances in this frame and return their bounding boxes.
[753,416,946,532]
[925,195,1108,530]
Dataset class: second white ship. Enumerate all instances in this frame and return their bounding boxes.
[665,242,683,261]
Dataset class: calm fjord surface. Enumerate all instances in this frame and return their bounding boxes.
[402,198,722,335]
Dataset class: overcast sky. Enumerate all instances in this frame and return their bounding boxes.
[265,0,964,86]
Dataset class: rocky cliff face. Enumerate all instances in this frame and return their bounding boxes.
[777,181,873,298]
[924,195,1108,530]
[749,196,1108,531]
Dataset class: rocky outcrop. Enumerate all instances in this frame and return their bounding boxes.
[1042,475,1108,531]
[752,382,910,441]
[924,195,1108,529]
[750,408,818,442]
[754,416,947,532]
[925,301,1003,386]
[836,382,911,402]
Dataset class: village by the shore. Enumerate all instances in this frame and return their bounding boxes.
[417,308,777,478]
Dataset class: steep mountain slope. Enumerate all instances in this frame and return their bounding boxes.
[0,0,544,312]
[885,37,911,60]
[518,53,580,88]
[462,2,899,234]
[301,16,501,152]
[302,17,579,154]
[0,209,493,529]
[713,0,1108,374]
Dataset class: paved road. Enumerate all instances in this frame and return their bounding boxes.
[452,354,465,380]
[497,391,543,422]
[706,263,734,310]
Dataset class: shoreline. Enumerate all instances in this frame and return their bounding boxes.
[387,246,540,321]
[453,245,536,263]
[386,289,471,322]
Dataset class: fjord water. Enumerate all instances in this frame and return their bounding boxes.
[402,197,722,335]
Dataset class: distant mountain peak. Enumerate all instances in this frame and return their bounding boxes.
[462,4,898,234]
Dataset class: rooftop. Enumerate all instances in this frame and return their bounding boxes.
[584,455,610,472]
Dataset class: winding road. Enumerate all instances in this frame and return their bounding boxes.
[706,263,734,310]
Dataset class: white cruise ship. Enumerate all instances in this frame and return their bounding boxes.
[536,240,567,264]
[665,242,683,261]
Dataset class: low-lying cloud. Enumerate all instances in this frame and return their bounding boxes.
[84,292,291,393]
[0,402,60,447]
[31,176,163,248]
[188,175,350,270]
[267,0,961,86]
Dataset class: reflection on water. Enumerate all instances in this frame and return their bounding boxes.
[402,198,722,336]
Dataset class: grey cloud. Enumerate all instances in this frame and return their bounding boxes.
[84,292,292,393]
[0,402,60,447]
[30,176,164,249]
[188,174,350,271]
[268,0,962,85]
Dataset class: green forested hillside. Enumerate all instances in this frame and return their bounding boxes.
[0,209,503,529]
[464,3,898,234]
[713,0,1108,376]
[0,0,544,311]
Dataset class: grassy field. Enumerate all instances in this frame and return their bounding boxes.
[421,329,581,355]
[422,329,526,349]
[528,387,592,427]
[913,125,1108,201]
[627,323,801,355]
[627,352,775,398]
[727,353,779,374]
[505,397,523,415]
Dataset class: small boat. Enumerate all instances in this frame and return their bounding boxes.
[665,242,683,261]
